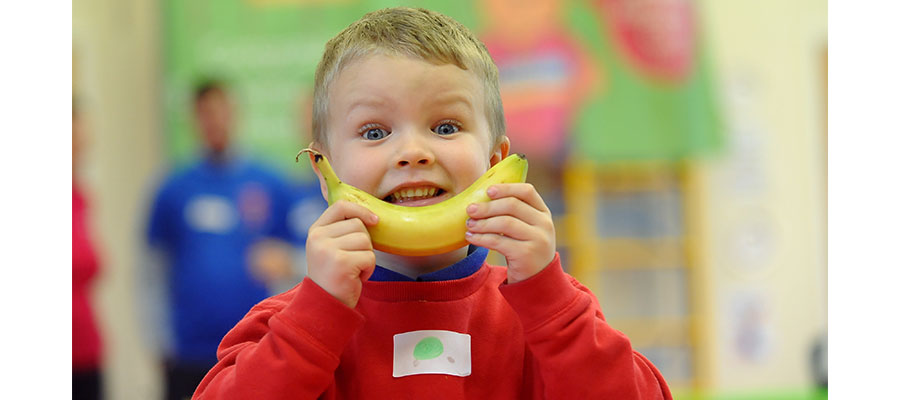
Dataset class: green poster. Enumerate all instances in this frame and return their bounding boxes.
[568,0,723,163]
[162,0,721,176]
[162,0,478,178]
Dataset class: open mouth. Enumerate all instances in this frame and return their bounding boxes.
[383,186,446,205]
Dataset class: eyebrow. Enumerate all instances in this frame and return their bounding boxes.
[346,96,391,114]
[427,92,476,114]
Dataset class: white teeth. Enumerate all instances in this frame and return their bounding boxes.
[389,187,440,202]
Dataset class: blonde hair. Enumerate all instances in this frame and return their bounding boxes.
[312,7,505,148]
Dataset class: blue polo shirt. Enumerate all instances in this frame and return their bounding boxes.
[146,155,294,364]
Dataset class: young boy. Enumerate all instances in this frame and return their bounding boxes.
[193,7,672,399]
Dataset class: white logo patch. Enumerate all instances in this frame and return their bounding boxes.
[185,195,236,234]
[392,330,471,378]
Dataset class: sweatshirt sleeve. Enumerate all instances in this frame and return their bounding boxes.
[192,277,365,399]
[499,253,673,399]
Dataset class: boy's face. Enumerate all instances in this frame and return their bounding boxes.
[319,54,509,206]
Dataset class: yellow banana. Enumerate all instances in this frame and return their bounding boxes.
[296,148,528,256]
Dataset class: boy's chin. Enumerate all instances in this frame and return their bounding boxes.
[374,246,470,270]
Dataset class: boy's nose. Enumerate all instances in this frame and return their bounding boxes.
[394,135,435,167]
[396,152,433,167]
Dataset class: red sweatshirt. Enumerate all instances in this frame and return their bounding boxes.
[73,185,103,370]
[193,254,671,399]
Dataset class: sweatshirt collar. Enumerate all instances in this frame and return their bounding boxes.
[368,246,488,282]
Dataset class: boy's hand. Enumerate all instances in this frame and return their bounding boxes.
[305,200,379,308]
[465,183,556,284]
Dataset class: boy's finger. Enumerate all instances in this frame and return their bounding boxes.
[357,252,377,281]
[315,218,370,240]
[466,215,532,241]
[316,200,379,227]
[464,231,522,257]
[467,197,546,227]
[486,183,549,213]
[338,231,375,252]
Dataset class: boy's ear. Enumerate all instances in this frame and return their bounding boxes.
[489,136,511,166]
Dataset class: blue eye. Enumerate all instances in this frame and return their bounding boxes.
[363,127,389,140]
[433,122,459,135]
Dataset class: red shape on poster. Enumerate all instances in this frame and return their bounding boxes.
[594,0,696,83]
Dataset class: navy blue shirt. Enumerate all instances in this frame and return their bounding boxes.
[368,246,489,282]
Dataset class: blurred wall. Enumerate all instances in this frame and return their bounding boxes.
[695,0,827,393]
[73,0,163,399]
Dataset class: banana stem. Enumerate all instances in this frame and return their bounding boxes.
[295,148,319,163]
[295,148,342,188]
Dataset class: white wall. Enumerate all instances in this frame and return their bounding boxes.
[695,0,827,393]
[73,0,164,398]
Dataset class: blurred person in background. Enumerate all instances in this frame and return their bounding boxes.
[72,99,105,400]
[140,79,298,400]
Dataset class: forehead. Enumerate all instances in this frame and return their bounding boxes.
[330,54,484,106]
